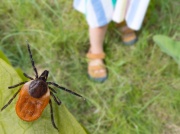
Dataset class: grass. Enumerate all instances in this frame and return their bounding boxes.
[0,0,180,134]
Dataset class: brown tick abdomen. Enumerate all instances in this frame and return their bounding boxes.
[16,81,50,121]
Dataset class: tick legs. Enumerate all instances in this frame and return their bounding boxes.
[8,81,27,89]
[26,41,38,79]
[23,73,34,80]
[50,92,61,105]
[49,86,57,94]
[1,89,21,111]
[47,82,83,98]
[49,99,58,131]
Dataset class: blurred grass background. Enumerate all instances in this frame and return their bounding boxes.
[0,0,179,134]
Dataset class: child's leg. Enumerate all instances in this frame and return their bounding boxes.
[89,25,108,54]
[87,25,108,82]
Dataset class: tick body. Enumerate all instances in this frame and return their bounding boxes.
[1,42,83,131]
[16,81,50,121]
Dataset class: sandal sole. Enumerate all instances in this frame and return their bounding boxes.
[88,74,108,83]
[123,37,138,45]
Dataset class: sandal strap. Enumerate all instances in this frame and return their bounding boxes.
[86,52,105,60]
[88,64,106,78]
[121,26,134,34]
[88,64,105,70]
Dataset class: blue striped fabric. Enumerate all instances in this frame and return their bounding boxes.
[74,0,115,28]
[91,0,108,27]
[126,0,150,30]
[73,0,150,30]
[74,0,81,7]
[126,0,140,26]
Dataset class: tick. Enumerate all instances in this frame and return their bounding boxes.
[1,42,83,131]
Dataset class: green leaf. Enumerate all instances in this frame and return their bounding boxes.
[0,59,87,134]
[153,35,180,65]
[0,50,11,65]
[15,67,28,81]
[0,50,30,81]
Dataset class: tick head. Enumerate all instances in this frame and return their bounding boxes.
[39,70,49,82]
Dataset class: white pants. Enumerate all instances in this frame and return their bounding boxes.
[74,0,150,30]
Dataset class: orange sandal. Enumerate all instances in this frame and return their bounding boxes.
[121,26,138,45]
[86,52,107,82]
